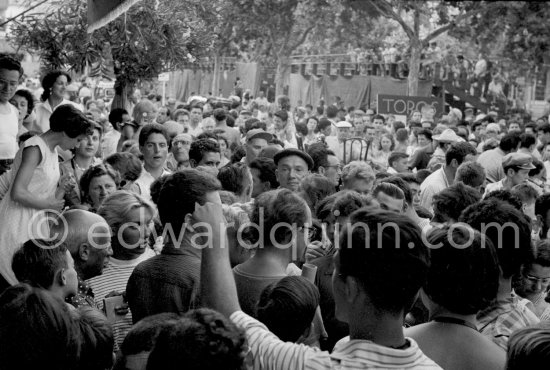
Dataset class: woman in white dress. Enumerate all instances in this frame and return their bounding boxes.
[0,105,93,288]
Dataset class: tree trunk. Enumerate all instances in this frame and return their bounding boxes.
[408,39,422,96]
[111,78,131,111]
[274,56,289,97]
[212,56,220,96]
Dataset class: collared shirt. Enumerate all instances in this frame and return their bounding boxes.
[31,100,82,133]
[0,103,19,160]
[419,168,449,212]
[483,179,505,198]
[66,275,97,309]
[130,167,171,203]
[477,147,505,183]
[126,242,201,323]
[386,167,398,175]
[230,311,441,370]
[477,293,540,350]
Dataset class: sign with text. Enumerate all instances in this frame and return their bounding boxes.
[158,72,170,82]
[377,94,443,118]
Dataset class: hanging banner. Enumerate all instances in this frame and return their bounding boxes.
[377,94,444,117]
[88,0,141,33]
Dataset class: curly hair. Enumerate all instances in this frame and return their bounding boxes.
[432,182,481,222]
[105,152,142,184]
[299,174,336,212]
[79,164,120,204]
[11,89,35,117]
[189,138,220,166]
[146,308,247,370]
[484,189,523,210]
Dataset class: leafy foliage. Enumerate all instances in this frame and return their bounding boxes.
[8,0,217,85]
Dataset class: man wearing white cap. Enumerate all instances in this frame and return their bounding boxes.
[427,128,464,170]
[483,152,536,197]
[325,121,361,163]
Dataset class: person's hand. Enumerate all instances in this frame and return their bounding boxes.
[46,197,65,212]
[59,172,77,193]
[306,241,327,263]
[192,201,227,235]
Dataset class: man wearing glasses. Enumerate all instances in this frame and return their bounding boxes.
[0,56,23,176]
[307,143,341,190]
[166,133,192,172]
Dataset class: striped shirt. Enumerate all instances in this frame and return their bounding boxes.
[477,293,540,350]
[231,311,441,370]
[86,248,156,347]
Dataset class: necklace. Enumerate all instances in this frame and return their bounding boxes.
[430,315,478,331]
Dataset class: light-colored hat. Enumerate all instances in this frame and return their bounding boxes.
[502,152,536,170]
[486,123,501,133]
[335,121,352,128]
[475,113,486,122]
[450,108,463,121]
[433,129,463,143]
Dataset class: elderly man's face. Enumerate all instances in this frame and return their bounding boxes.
[276,155,309,192]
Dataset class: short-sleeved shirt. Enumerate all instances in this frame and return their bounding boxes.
[477,147,505,183]
[419,168,449,212]
[477,293,540,350]
[230,310,442,370]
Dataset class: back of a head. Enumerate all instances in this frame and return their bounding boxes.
[485,190,523,210]
[382,176,413,205]
[12,239,68,290]
[249,157,279,190]
[332,190,367,219]
[459,199,532,279]
[499,132,521,152]
[455,161,486,189]
[506,322,550,370]
[432,182,481,222]
[425,225,500,315]
[445,141,477,166]
[511,183,539,205]
[341,161,375,186]
[300,174,336,210]
[50,104,93,138]
[257,276,320,342]
[339,208,429,314]
[217,162,252,198]
[157,170,221,232]
[0,284,79,370]
[146,308,246,370]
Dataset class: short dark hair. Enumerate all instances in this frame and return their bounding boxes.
[499,132,521,152]
[396,173,420,185]
[0,55,23,75]
[213,108,227,121]
[326,105,338,119]
[537,123,550,134]
[189,138,220,165]
[105,152,143,184]
[108,108,128,126]
[382,176,412,204]
[424,225,500,314]
[257,276,320,342]
[459,199,532,279]
[150,175,170,205]
[40,70,71,101]
[520,133,537,149]
[445,142,477,166]
[387,152,408,168]
[249,157,279,189]
[138,123,169,147]
[217,162,251,196]
[332,190,367,218]
[120,313,181,357]
[507,322,550,370]
[157,169,221,232]
[274,110,288,122]
[417,129,432,141]
[50,105,93,138]
[12,89,34,116]
[455,161,486,188]
[307,142,335,172]
[317,118,332,133]
[79,164,120,203]
[432,182,481,222]
[372,182,405,201]
[0,284,80,370]
[12,240,69,289]
[373,114,385,122]
[339,209,429,313]
[485,189,523,210]
[146,308,247,370]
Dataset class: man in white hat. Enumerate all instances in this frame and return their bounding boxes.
[325,121,362,163]
[427,128,464,171]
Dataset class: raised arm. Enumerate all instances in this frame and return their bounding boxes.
[194,201,240,316]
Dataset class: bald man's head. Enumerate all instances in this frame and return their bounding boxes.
[51,210,112,280]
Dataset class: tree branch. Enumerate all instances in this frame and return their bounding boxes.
[369,0,415,40]
[423,3,499,43]
[288,24,316,54]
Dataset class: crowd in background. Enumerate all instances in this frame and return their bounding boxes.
[1,53,550,369]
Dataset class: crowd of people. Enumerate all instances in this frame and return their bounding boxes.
[1,52,550,369]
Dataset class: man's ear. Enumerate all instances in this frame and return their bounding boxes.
[275,169,280,184]
[189,159,197,168]
[55,268,66,287]
[318,166,326,175]
[79,243,90,262]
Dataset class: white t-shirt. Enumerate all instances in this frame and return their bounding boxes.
[0,103,20,160]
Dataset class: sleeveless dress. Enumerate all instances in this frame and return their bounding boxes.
[0,136,60,284]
